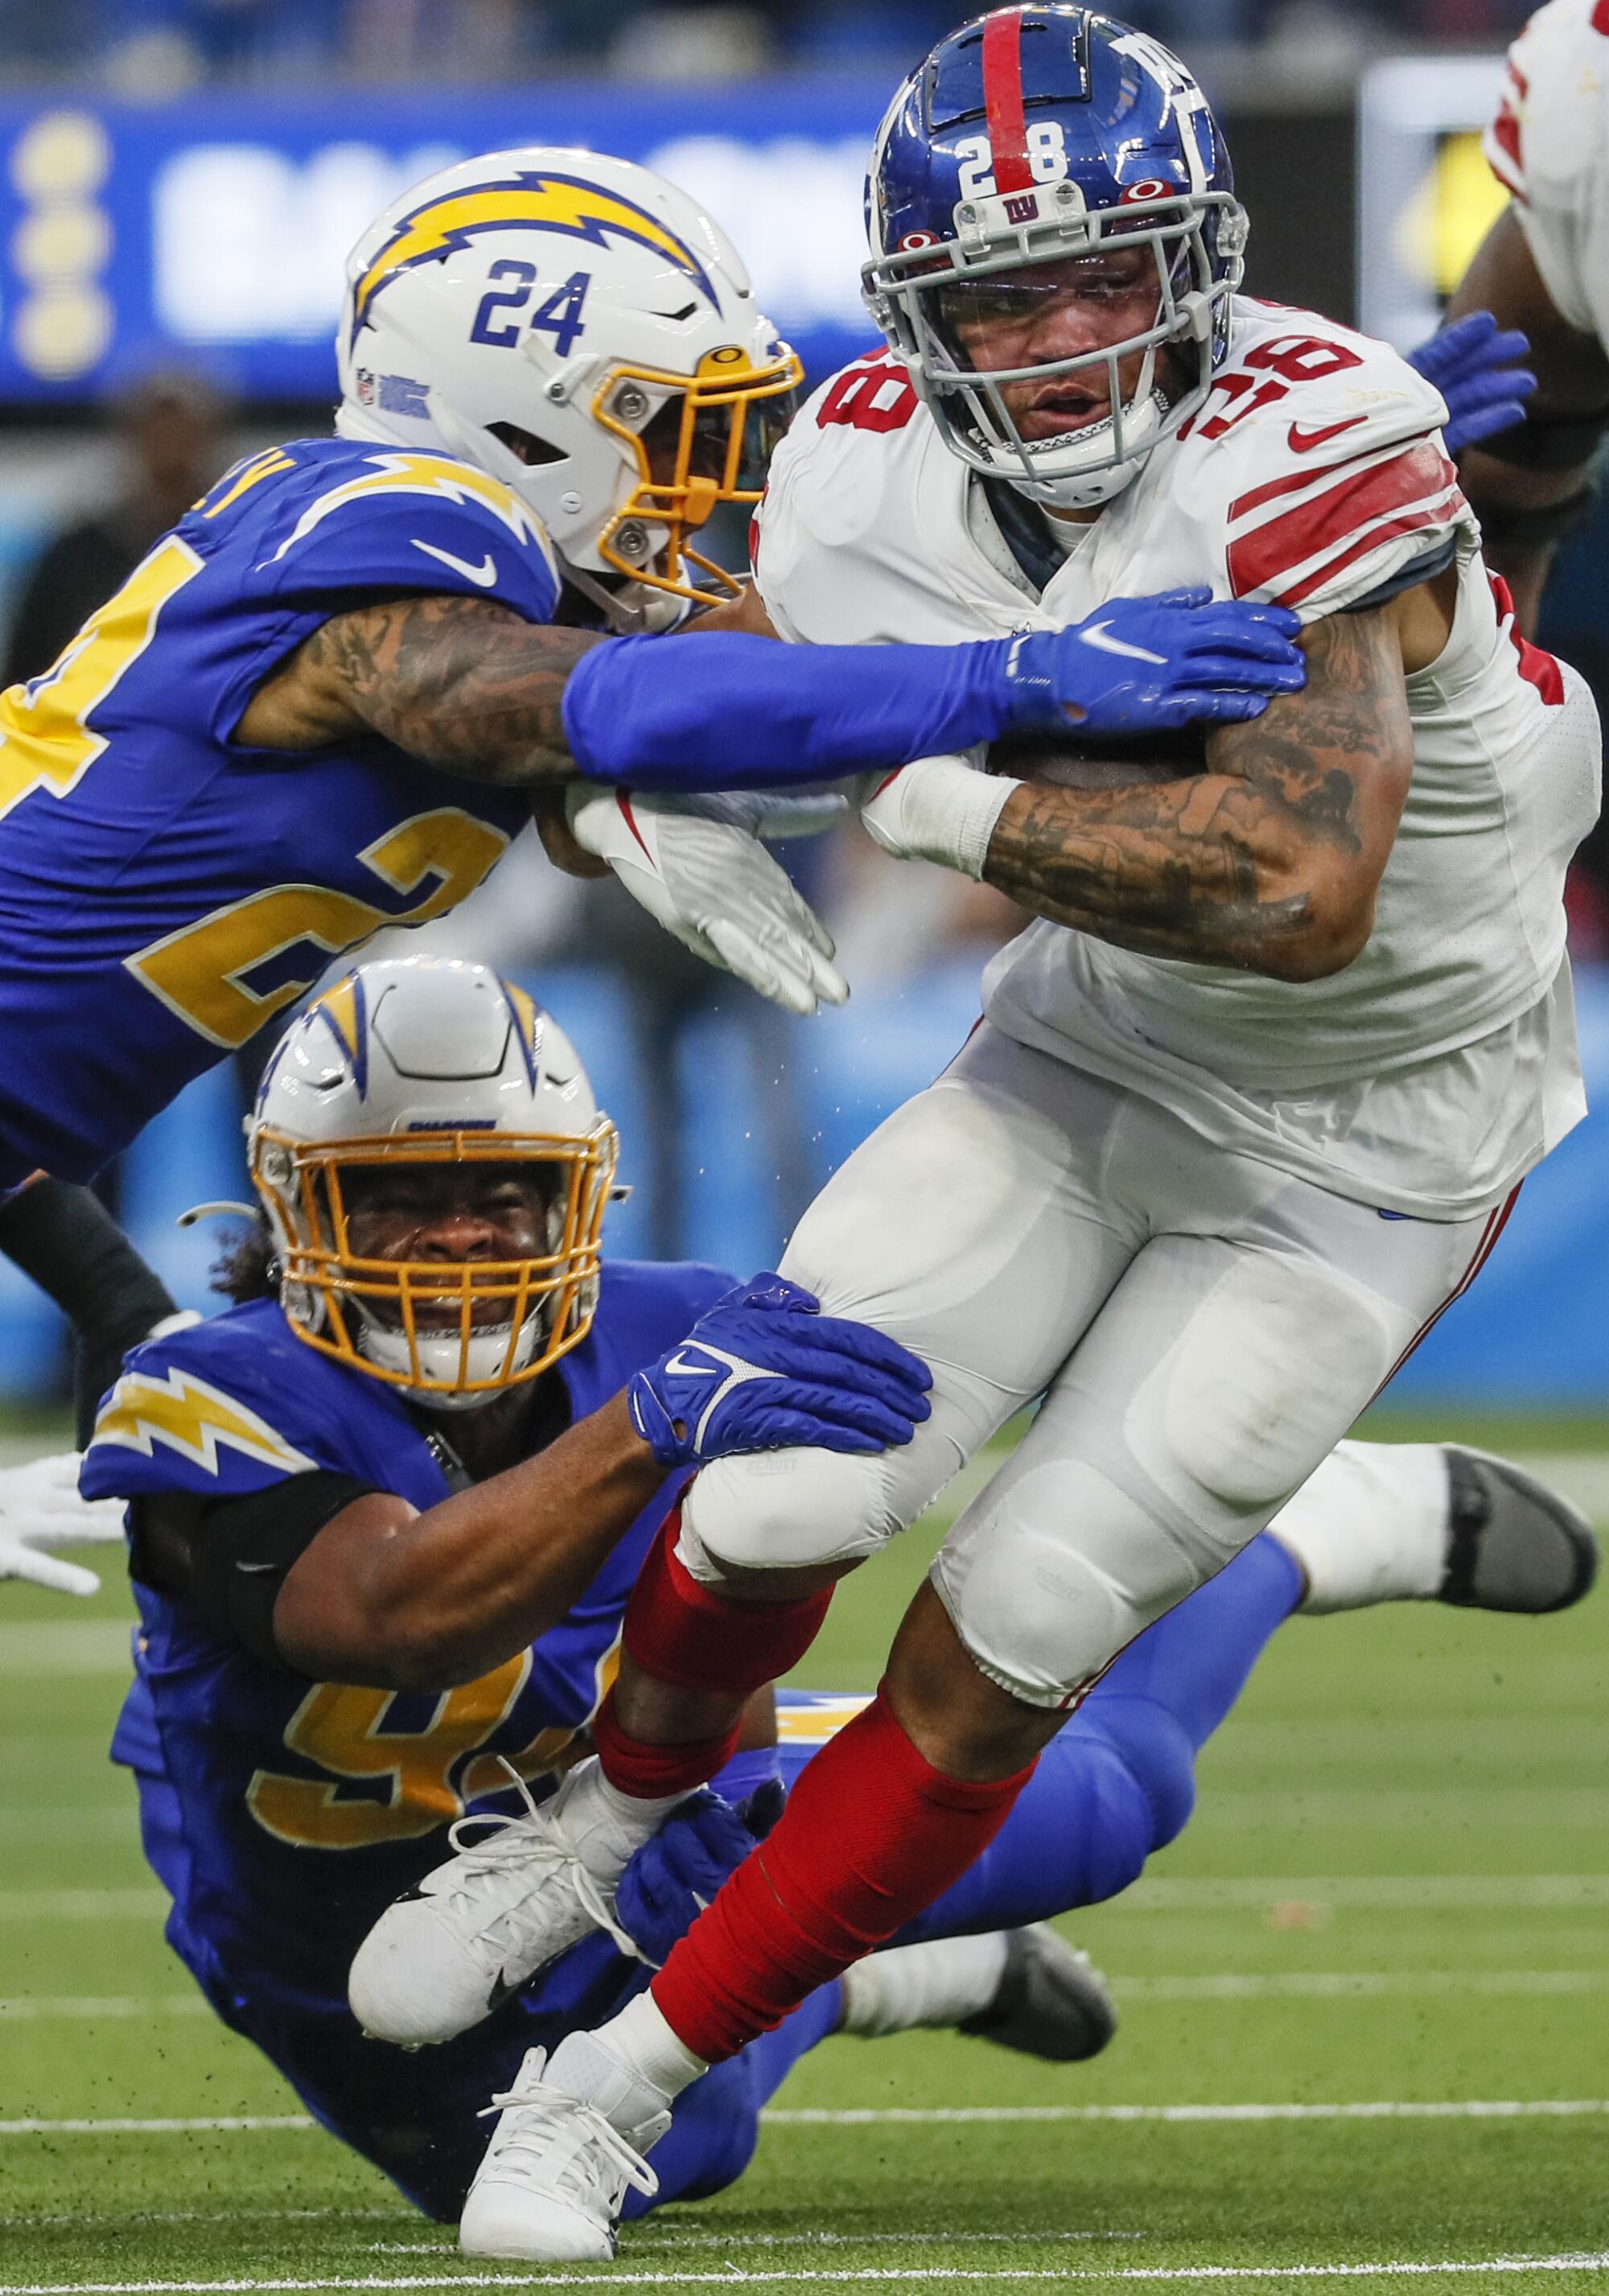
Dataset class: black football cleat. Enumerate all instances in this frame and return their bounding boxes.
[1438,1447,1599,1615]
[958,1924,1118,2064]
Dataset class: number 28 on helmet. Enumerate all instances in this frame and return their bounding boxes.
[863,5,1248,510]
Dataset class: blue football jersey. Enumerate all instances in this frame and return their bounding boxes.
[84,1257,728,2014]
[0,439,560,1188]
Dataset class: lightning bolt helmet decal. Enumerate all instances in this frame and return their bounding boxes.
[349,169,721,348]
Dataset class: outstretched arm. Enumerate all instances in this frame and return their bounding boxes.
[237,594,598,780]
[237,586,1306,795]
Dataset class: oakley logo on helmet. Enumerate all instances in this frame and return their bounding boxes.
[349,171,719,348]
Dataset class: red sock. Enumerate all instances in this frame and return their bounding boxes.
[650,1685,1035,2063]
[595,1508,837,1803]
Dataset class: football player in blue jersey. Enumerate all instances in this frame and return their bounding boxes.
[80,955,1595,2255]
[0,143,1315,1214]
[0,141,1533,1573]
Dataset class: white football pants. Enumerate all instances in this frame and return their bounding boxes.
[682,1023,1511,1707]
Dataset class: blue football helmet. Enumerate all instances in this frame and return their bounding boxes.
[862,5,1248,508]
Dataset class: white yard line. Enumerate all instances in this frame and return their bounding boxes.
[6,2101,1609,2138]
[761,2101,1609,2125]
[0,1997,211,2020]
[1116,1972,1609,1999]
[6,1875,1608,1925]
[6,1973,1600,2022]
[367,2239,1146,2256]
[1119,1874,1609,1911]
[0,1891,164,1921]
[2,2255,1608,2290]
[0,2117,315,2135]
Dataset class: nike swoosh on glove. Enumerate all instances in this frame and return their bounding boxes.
[1003,589,1307,736]
[627,1273,932,1470]
[615,1779,786,1968]
[1405,311,1537,456]
[567,786,849,1018]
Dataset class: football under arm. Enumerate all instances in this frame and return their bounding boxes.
[979,602,1414,983]
[250,1391,663,1689]
[1446,205,1609,632]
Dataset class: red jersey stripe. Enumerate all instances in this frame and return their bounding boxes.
[981,10,1035,194]
[1230,437,1415,524]
[1228,439,1460,599]
[1274,504,1451,610]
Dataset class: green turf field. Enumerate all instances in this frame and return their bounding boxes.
[2,1415,1607,2294]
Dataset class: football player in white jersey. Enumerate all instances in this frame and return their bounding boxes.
[335,6,1603,2253]
[1449,0,1609,630]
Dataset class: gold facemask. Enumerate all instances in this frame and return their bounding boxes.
[592,341,803,601]
[250,1121,619,1397]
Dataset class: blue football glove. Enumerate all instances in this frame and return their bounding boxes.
[1002,589,1307,735]
[1406,311,1537,456]
[627,1273,932,1471]
[615,1779,786,1968]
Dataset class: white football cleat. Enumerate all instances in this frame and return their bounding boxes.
[348,1761,652,2048]
[459,2035,669,2262]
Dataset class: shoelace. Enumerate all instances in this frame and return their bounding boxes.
[478,2080,660,2207]
[443,1765,645,1966]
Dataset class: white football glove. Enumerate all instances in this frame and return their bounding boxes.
[0,1453,126,1597]
[566,786,851,1017]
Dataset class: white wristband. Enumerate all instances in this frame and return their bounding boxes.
[859,755,1022,881]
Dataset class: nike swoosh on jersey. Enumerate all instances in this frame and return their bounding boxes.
[1286,416,1368,454]
[1078,620,1167,665]
[410,539,499,586]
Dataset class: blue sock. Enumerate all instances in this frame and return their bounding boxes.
[623,1982,843,2216]
[895,1531,1303,1940]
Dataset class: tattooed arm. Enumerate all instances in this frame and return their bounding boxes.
[234,595,602,781]
[981,603,1414,983]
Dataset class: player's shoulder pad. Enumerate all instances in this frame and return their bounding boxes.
[1178,302,1468,619]
[1486,0,1609,335]
[80,1298,403,1504]
[588,1259,736,1385]
[1487,0,1607,208]
[755,349,937,636]
[246,438,560,624]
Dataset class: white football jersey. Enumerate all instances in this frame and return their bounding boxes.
[1487,0,1609,347]
[755,298,1599,1216]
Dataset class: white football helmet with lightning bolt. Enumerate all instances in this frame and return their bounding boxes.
[335,146,801,614]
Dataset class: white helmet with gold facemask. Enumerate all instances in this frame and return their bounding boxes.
[249,958,618,1411]
[335,146,800,617]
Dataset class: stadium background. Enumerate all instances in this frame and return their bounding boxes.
[0,2,1605,1409]
[3,11,1609,2288]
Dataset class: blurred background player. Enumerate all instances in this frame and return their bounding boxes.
[80,955,1594,2252]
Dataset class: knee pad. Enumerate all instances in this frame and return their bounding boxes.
[682,1445,898,1578]
[936,1459,1198,1709]
[1142,1256,1392,1512]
